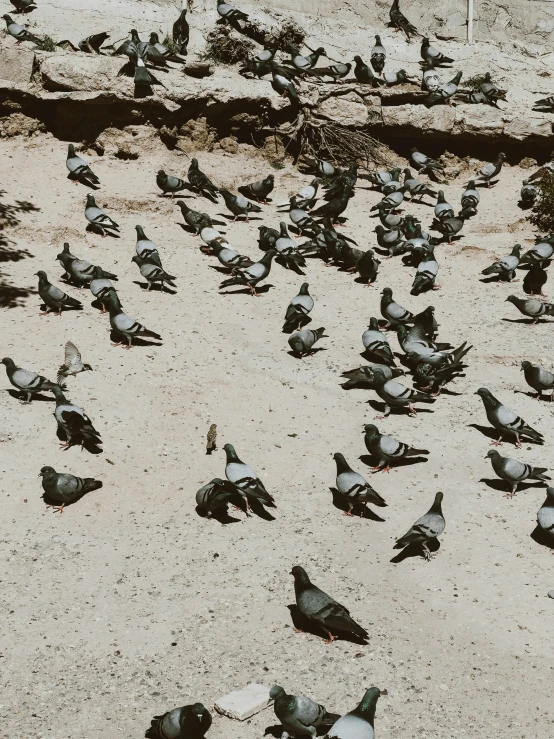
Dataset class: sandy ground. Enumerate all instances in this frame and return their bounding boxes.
[1,134,554,739]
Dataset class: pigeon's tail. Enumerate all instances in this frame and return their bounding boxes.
[530,468,550,481]
[245,486,276,508]
[451,342,472,364]
[82,479,103,494]
[406,446,429,457]
[139,328,163,341]
[521,425,545,443]
[481,264,500,275]
[544,303,554,316]
[145,714,164,739]
[411,274,434,295]
[65,295,83,308]
[237,185,252,199]
[335,613,369,640]
[219,275,242,289]
[248,202,263,213]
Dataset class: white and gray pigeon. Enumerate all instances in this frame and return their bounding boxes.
[132,256,176,290]
[51,385,102,449]
[85,193,119,236]
[481,244,521,281]
[57,342,92,384]
[394,492,445,560]
[403,169,437,202]
[486,449,549,497]
[420,37,453,66]
[145,703,212,739]
[219,188,262,221]
[288,328,327,358]
[209,240,253,270]
[1,357,59,402]
[426,70,461,104]
[66,144,100,186]
[219,250,276,296]
[278,179,321,210]
[421,60,441,92]
[475,387,544,447]
[362,317,396,365]
[39,465,102,513]
[90,267,117,312]
[520,361,554,400]
[36,270,82,316]
[370,35,386,73]
[333,453,387,515]
[57,243,117,286]
[411,253,439,295]
[157,170,187,198]
[520,239,553,265]
[434,191,454,220]
[107,292,162,348]
[369,189,405,213]
[223,443,275,508]
[288,198,315,233]
[380,287,413,328]
[505,295,554,324]
[283,282,314,332]
[270,685,334,739]
[217,0,248,23]
[135,225,162,267]
[460,181,480,210]
[196,478,248,517]
[410,147,444,177]
[340,364,404,390]
[537,487,554,543]
[363,423,429,471]
[2,13,40,42]
[370,367,434,417]
[474,152,506,187]
[238,174,274,203]
[324,688,381,739]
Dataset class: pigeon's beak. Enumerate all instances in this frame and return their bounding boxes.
[38,471,43,477]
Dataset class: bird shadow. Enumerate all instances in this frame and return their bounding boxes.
[219,284,273,296]
[55,427,103,454]
[7,389,54,402]
[468,423,500,441]
[479,478,548,493]
[502,317,544,325]
[247,498,276,520]
[287,347,328,359]
[133,280,177,295]
[286,605,368,645]
[218,213,264,223]
[41,491,87,509]
[329,487,385,521]
[208,265,234,274]
[366,399,434,415]
[90,298,109,312]
[530,525,554,550]
[475,180,499,188]
[109,330,162,348]
[85,224,120,238]
[39,302,83,315]
[264,724,330,738]
[359,453,428,470]
[391,538,440,564]
[194,504,243,525]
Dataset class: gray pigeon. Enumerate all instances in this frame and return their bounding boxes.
[291,565,368,643]
[520,180,537,207]
[363,423,429,471]
[157,170,187,198]
[474,152,506,187]
[219,188,262,221]
[434,191,454,220]
[238,175,274,203]
[175,200,213,235]
[461,181,480,210]
[131,255,176,290]
[270,685,336,738]
[78,31,110,54]
[324,688,381,739]
[486,449,549,497]
[219,250,276,296]
[403,169,437,202]
[57,342,92,384]
[340,364,404,390]
[283,283,314,332]
[369,189,405,213]
[410,148,444,177]
[210,241,253,270]
[475,387,544,447]
[9,0,37,13]
[380,288,413,328]
[505,295,554,324]
[411,253,439,295]
[288,328,326,358]
[135,225,162,267]
[333,453,387,515]
[520,240,554,266]
[370,367,434,417]
[39,465,102,513]
[2,13,40,42]
[537,487,554,542]
[145,703,212,739]
[520,361,554,400]
[420,37,453,66]
[217,0,248,23]
[481,244,521,281]
[2,357,59,402]
[51,385,102,449]
[57,243,117,286]
[278,180,321,210]
[90,267,117,313]
[421,60,441,92]
[223,443,275,508]
[271,71,299,103]
[36,271,82,316]
[107,292,162,348]
[187,158,219,199]
[84,194,119,236]
[362,318,396,365]
[196,478,248,517]
[66,144,100,186]
[394,492,445,560]
[426,71,461,105]
[370,35,386,73]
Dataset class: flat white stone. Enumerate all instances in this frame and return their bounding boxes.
[214,683,272,721]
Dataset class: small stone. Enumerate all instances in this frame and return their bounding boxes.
[214,683,272,721]
[547,590,554,599]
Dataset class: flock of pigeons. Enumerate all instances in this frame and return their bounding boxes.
[4,2,554,738]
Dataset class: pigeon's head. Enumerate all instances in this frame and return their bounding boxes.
[520,361,532,371]
[190,158,199,169]
[3,14,13,23]
[290,565,310,584]
[157,170,166,177]
[475,387,491,399]
[315,46,325,54]
[353,55,363,64]
[269,686,285,700]
[39,466,56,476]
[397,69,408,79]
[85,193,96,207]
[505,295,518,304]
[368,317,379,330]
[150,32,160,43]
[486,450,500,460]
[1,357,15,369]
[299,282,309,294]
[498,152,506,161]
[35,270,47,280]
[131,255,141,265]
[67,143,76,156]
[381,287,392,297]
[190,703,206,720]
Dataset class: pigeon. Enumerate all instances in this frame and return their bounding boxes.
[375,225,403,252]
[324,688,381,739]
[238,175,274,203]
[397,325,471,368]
[57,342,92,384]
[217,0,248,24]
[505,295,554,324]
[434,190,454,220]
[481,244,521,281]
[367,168,396,189]
[533,96,554,113]
[287,197,315,234]
[520,239,554,266]
[474,152,506,187]
[403,169,437,202]
[394,492,445,560]
[175,200,213,235]
[411,253,439,295]
[84,194,119,236]
[122,48,167,96]
[341,364,404,390]
[2,13,40,42]
[219,250,276,296]
[9,0,37,13]
[148,32,186,63]
[362,318,396,365]
[156,170,187,198]
[486,449,549,497]
[278,179,321,210]
[196,478,247,517]
[57,243,117,286]
[356,250,380,286]
[173,8,189,55]
[520,361,554,400]
[403,226,432,267]
[410,148,444,178]
[39,466,102,513]
[283,283,314,332]
[413,360,465,396]
[369,189,405,213]
[270,685,336,738]
[288,328,327,358]
[187,158,219,199]
[380,288,413,328]
[210,241,253,270]
[480,72,507,102]
[306,63,351,82]
[475,387,544,447]
[380,169,402,196]
[66,144,100,187]
[219,188,262,221]
[291,565,368,643]
[223,443,275,508]
[353,56,382,87]
[36,271,82,316]
[333,453,387,515]
[381,69,411,86]
[1,357,59,402]
[363,423,428,472]
[78,32,110,54]
[421,59,441,92]
[537,487,554,542]
[132,256,176,290]
[370,35,386,74]
[520,180,538,208]
[426,70,462,106]
[107,292,162,348]
[461,181,480,210]
[272,71,299,103]
[430,209,472,243]
[420,37,453,66]
[523,262,548,296]
[275,222,307,270]
[51,385,102,449]
[135,225,162,267]
[285,44,326,72]
[90,267,117,313]
[389,0,418,40]
[146,703,212,739]
[370,367,434,417]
